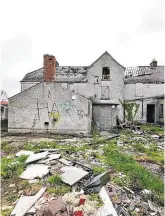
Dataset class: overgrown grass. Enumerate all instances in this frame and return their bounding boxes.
[47,174,62,186]
[92,166,106,175]
[47,185,71,196]
[1,155,28,179]
[132,142,164,165]
[140,124,164,135]
[104,143,164,205]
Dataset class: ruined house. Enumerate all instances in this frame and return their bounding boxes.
[8,52,164,134]
[124,59,164,124]
[8,52,125,134]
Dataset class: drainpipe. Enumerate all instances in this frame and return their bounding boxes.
[142,99,144,120]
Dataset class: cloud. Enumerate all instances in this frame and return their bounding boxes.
[1,36,32,69]
[139,0,164,33]
[116,32,132,44]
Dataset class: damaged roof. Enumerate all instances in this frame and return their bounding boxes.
[124,66,164,84]
[20,66,88,83]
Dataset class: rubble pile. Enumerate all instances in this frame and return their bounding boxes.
[1,131,163,216]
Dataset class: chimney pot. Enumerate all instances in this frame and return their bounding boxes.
[43,54,56,82]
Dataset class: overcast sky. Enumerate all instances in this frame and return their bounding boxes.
[0,0,164,97]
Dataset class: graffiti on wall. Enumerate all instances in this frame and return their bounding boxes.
[77,108,86,120]
[60,101,74,115]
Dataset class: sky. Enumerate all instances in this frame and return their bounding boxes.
[0,0,164,97]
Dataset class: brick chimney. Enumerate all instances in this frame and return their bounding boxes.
[43,54,56,82]
[150,59,157,67]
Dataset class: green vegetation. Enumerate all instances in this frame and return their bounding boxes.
[1,155,28,179]
[1,209,13,216]
[140,124,164,135]
[47,185,71,196]
[132,142,164,165]
[92,166,106,175]
[120,100,140,122]
[47,174,62,186]
[89,193,104,207]
[104,143,164,205]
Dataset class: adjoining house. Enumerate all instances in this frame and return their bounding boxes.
[124,59,164,124]
[1,100,8,131]
[8,53,164,135]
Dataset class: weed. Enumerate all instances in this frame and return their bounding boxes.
[104,145,164,204]
[140,124,164,135]
[47,174,62,186]
[132,142,146,152]
[1,209,13,216]
[1,155,28,179]
[1,144,17,154]
[92,166,106,175]
[47,185,71,196]
[88,194,103,207]
[6,194,19,203]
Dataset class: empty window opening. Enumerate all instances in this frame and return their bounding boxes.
[1,106,4,112]
[94,76,99,84]
[44,122,49,126]
[159,104,163,118]
[102,67,110,80]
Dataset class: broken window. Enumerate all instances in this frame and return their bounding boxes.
[159,104,163,118]
[102,67,110,80]
[94,76,99,84]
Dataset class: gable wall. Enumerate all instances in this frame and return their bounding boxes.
[9,82,92,134]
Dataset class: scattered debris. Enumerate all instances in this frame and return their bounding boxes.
[16,150,34,157]
[20,164,50,179]
[11,187,46,216]
[36,198,69,216]
[97,186,118,216]
[59,158,71,166]
[61,166,89,186]
[84,171,110,194]
[26,151,48,164]
[148,200,164,216]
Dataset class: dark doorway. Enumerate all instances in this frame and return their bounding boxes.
[147,104,155,123]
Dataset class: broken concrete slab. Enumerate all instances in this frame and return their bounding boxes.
[20,164,49,180]
[10,187,46,216]
[16,150,34,157]
[26,151,48,164]
[59,158,71,166]
[84,171,110,194]
[60,166,89,186]
[48,153,61,160]
[97,186,118,216]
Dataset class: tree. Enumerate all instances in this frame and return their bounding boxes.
[0,90,8,101]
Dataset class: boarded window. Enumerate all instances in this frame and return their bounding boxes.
[102,67,110,80]
[159,104,163,118]
[101,86,109,99]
